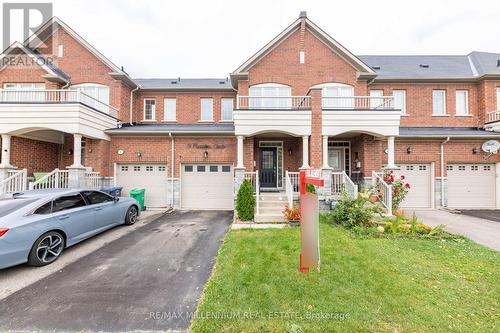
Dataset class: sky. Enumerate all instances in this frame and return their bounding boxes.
[3,0,500,78]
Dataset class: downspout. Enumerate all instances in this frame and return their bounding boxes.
[440,137,450,207]
[129,85,140,126]
[169,132,175,208]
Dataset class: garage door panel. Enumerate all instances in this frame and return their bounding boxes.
[447,164,495,208]
[116,164,168,208]
[394,163,432,208]
[181,164,233,210]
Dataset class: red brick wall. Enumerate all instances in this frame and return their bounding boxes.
[368,82,483,127]
[3,136,59,176]
[134,91,237,124]
[110,136,236,177]
[237,28,368,96]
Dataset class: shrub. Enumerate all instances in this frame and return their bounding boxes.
[236,179,255,221]
[329,192,375,228]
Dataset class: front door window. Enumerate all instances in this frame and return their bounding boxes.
[259,148,277,188]
[329,148,343,172]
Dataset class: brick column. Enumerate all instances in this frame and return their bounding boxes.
[310,89,323,169]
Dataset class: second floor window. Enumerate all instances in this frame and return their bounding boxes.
[321,83,354,108]
[221,98,234,121]
[201,98,213,121]
[455,90,469,116]
[393,90,406,114]
[164,98,176,121]
[432,90,446,116]
[369,90,384,109]
[249,83,291,108]
[144,98,156,120]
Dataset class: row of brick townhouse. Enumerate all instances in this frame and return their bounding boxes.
[1,12,500,219]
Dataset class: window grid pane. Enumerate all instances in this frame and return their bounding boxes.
[144,99,156,120]
[432,91,445,115]
[221,98,234,121]
[201,98,213,121]
[164,98,176,121]
[455,91,468,115]
[393,90,406,114]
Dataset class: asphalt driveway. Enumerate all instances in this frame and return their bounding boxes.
[0,210,232,333]
[459,210,500,223]
[413,209,500,251]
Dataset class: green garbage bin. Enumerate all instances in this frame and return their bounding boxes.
[129,188,146,211]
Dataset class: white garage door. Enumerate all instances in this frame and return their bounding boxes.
[395,163,432,208]
[181,164,233,210]
[447,164,496,208]
[116,164,168,208]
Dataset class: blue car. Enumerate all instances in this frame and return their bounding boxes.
[0,189,140,270]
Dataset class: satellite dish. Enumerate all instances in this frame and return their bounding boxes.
[482,140,500,154]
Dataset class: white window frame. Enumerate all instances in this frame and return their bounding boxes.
[455,90,469,116]
[393,90,406,115]
[369,90,384,109]
[3,83,45,89]
[143,98,156,121]
[432,90,446,116]
[70,83,110,104]
[319,83,354,108]
[200,98,214,121]
[249,83,292,109]
[221,98,234,121]
[163,98,176,121]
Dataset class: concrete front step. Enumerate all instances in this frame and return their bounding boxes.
[255,213,286,223]
[259,207,285,215]
[259,200,287,208]
[259,194,286,201]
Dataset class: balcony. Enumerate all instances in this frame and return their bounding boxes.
[234,95,312,136]
[0,89,118,140]
[322,96,401,137]
[236,96,311,110]
[485,110,500,132]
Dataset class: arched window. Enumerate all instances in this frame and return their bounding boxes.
[249,83,291,108]
[316,83,354,108]
[70,83,109,103]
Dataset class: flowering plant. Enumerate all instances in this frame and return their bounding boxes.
[283,204,301,222]
[383,170,410,212]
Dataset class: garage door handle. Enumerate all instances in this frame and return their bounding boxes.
[58,214,69,220]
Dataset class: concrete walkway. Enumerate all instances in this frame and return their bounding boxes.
[412,209,500,251]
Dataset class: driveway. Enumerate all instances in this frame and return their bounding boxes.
[0,210,232,333]
[413,209,500,251]
[458,210,500,223]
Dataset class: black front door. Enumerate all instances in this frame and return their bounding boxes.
[259,148,277,188]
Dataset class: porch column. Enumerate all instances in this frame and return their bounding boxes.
[0,134,13,168]
[301,135,310,169]
[236,135,244,169]
[71,134,83,168]
[386,136,396,169]
[321,135,332,196]
[322,135,329,169]
[234,135,246,195]
[0,134,14,181]
[67,134,86,188]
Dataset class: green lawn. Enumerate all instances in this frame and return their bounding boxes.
[190,222,499,333]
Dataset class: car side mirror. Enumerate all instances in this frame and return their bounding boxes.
[113,196,120,203]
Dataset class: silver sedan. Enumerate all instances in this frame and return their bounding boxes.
[0,189,140,270]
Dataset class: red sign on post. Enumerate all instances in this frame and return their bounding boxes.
[299,169,324,273]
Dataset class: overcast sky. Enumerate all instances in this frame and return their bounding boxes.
[5,0,500,78]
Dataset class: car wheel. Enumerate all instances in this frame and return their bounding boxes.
[27,231,65,267]
[125,205,138,225]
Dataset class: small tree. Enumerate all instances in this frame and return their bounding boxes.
[236,179,255,221]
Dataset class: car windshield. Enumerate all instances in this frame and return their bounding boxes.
[0,198,37,218]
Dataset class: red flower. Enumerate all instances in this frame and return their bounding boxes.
[405,183,410,188]
[393,189,398,194]
[401,175,405,180]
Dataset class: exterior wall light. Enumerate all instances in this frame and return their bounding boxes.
[406,146,413,154]
[204,150,209,158]
[68,149,73,155]
[136,151,142,158]
[288,147,293,156]
[472,147,479,154]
